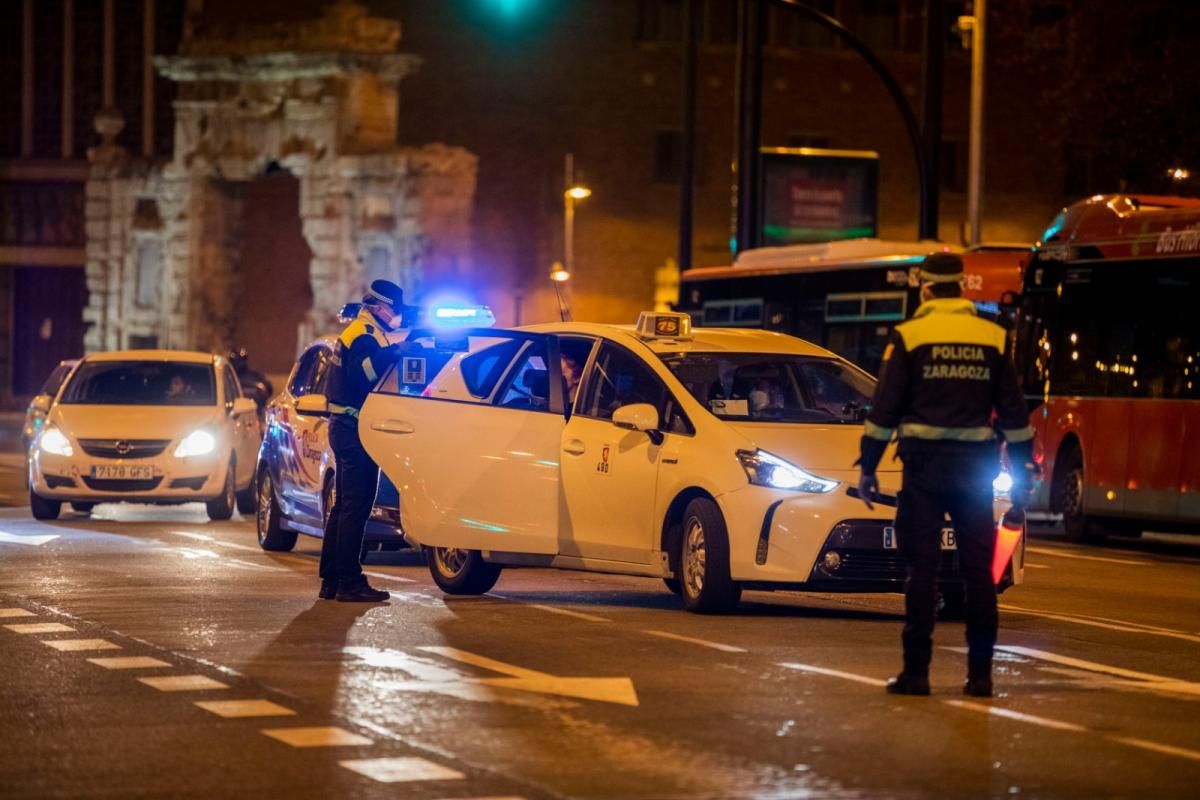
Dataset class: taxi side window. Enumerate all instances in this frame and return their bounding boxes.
[462,339,521,398]
[579,343,693,435]
[222,365,240,407]
[496,342,553,411]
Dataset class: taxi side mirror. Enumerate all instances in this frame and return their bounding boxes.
[612,403,664,446]
[231,397,257,417]
[30,394,52,414]
[295,394,330,417]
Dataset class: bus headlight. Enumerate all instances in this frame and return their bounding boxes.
[174,429,216,458]
[736,449,839,493]
[40,426,73,457]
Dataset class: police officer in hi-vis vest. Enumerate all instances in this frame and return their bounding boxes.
[856,253,1034,697]
[319,280,409,603]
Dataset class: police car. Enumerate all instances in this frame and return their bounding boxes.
[253,334,406,552]
[350,311,1023,614]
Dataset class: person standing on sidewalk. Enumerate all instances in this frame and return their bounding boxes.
[856,253,1034,697]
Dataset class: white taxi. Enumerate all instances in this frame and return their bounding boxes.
[28,350,260,521]
[351,313,1022,614]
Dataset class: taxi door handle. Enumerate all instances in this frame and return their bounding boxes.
[371,420,415,435]
[563,439,586,456]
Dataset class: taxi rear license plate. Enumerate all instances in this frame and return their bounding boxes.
[882,527,957,549]
[91,465,156,480]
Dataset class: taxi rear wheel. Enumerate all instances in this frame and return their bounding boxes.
[678,498,741,614]
[256,468,296,552]
[426,546,501,595]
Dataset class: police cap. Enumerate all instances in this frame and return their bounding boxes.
[363,279,404,310]
[919,252,965,284]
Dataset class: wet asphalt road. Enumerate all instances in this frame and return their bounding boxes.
[1,502,1199,800]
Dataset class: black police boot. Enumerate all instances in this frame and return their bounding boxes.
[318,578,338,600]
[335,577,390,603]
[886,672,931,696]
[963,675,993,698]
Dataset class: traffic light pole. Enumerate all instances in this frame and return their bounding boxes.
[678,0,700,272]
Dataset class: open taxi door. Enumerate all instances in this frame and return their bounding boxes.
[359,329,566,555]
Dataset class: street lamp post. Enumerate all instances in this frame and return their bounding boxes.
[563,152,591,279]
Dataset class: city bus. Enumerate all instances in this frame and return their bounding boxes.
[1012,194,1200,541]
[677,239,1027,375]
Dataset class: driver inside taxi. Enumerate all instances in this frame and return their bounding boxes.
[561,352,583,405]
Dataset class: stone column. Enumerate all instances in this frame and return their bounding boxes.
[84,109,131,353]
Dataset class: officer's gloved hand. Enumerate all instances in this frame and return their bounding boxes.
[857,472,880,510]
[382,343,405,361]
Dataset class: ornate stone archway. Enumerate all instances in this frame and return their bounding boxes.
[84,1,476,357]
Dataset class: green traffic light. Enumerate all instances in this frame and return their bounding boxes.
[486,0,537,18]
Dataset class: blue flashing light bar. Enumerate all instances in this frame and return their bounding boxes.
[429,304,496,328]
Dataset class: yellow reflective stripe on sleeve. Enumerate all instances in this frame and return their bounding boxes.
[898,423,996,442]
[863,420,895,441]
[361,357,378,382]
[882,342,894,362]
[1003,425,1035,443]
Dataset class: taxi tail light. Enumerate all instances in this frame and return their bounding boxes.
[992,507,1024,585]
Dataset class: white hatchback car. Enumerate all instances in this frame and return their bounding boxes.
[345,313,1022,614]
[28,350,260,521]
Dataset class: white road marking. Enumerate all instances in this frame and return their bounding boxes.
[339,757,465,783]
[195,700,296,718]
[944,699,1088,732]
[5,622,75,634]
[420,646,639,707]
[171,530,262,553]
[995,645,1188,684]
[1024,563,1050,569]
[227,558,289,573]
[1109,736,1200,763]
[137,675,229,692]
[0,608,36,618]
[0,531,59,546]
[787,660,1200,762]
[43,639,120,652]
[528,604,611,622]
[643,630,747,653]
[1025,546,1149,566]
[261,726,373,748]
[170,531,214,542]
[88,656,171,669]
[778,662,888,688]
[363,570,415,584]
[1000,605,1200,645]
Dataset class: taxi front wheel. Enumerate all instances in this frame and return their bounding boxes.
[678,498,742,614]
[426,546,501,595]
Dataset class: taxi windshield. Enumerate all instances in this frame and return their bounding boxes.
[659,353,873,424]
[60,362,216,407]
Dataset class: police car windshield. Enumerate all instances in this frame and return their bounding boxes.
[60,362,217,407]
[659,353,873,424]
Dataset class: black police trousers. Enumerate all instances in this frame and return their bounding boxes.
[318,415,380,584]
[894,445,998,678]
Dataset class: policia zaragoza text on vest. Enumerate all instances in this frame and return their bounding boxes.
[856,253,1034,698]
[319,280,410,603]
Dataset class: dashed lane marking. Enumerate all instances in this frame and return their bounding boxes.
[995,645,1192,684]
[643,630,747,653]
[1024,563,1050,569]
[261,726,374,748]
[527,603,611,622]
[779,662,888,688]
[1025,546,1149,566]
[88,656,172,669]
[4,622,75,634]
[195,700,296,718]
[364,570,416,584]
[170,530,262,552]
[137,675,230,692]
[944,700,1088,732]
[1000,604,1200,645]
[43,639,121,652]
[339,756,465,783]
[0,531,59,546]
[0,608,36,618]
[1109,736,1200,763]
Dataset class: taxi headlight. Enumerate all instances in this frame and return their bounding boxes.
[992,470,1013,498]
[174,429,216,458]
[40,426,73,457]
[736,449,839,493]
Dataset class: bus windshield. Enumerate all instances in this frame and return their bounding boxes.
[659,353,874,424]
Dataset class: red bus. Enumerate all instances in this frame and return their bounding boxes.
[1013,194,1200,540]
[678,239,1026,375]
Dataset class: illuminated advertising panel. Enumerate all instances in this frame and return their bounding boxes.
[759,147,879,246]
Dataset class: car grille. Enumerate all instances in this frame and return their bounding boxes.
[811,519,962,583]
[78,439,171,459]
[82,477,163,492]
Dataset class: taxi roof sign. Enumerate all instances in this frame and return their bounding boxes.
[636,311,692,341]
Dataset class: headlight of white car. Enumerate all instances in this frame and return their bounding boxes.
[736,449,840,493]
[174,429,216,458]
[40,426,73,457]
